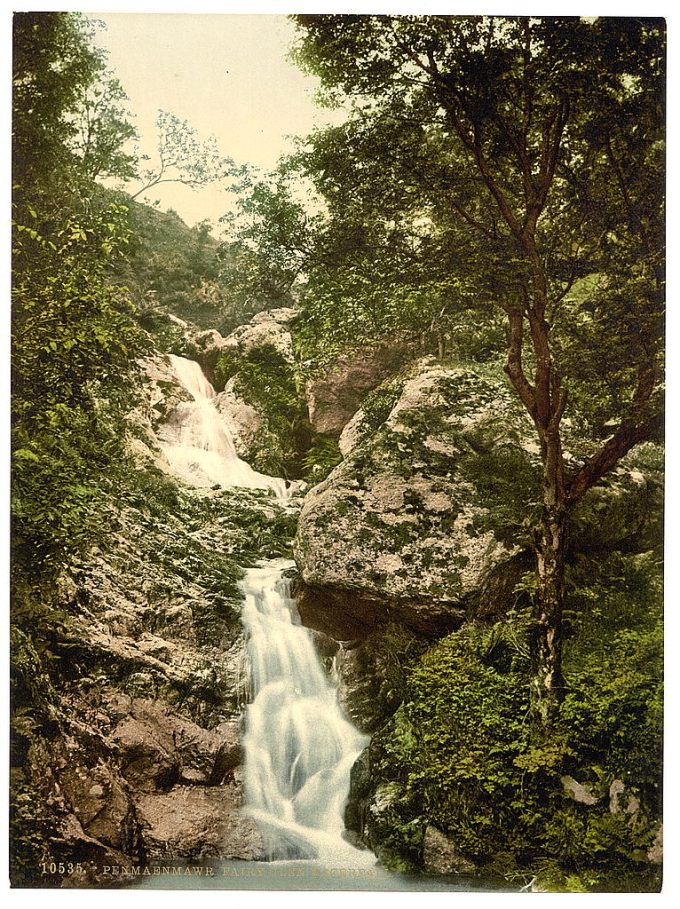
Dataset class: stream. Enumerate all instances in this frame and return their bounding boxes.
[142,354,512,891]
[240,560,370,864]
[159,354,371,864]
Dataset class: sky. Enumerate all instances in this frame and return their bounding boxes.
[90,13,344,227]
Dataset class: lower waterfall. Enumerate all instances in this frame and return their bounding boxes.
[241,560,372,865]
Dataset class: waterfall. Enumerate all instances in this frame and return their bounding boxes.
[160,354,288,497]
[241,560,371,864]
[159,355,370,865]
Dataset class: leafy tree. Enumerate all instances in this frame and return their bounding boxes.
[287,15,665,729]
[130,110,231,201]
[12,12,147,576]
[13,13,99,208]
[69,73,138,181]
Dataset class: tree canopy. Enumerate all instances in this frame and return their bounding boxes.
[230,14,665,727]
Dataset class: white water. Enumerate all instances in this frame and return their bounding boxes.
[160,356,370,864]
[160,354,288,497]
[241,560,373,865]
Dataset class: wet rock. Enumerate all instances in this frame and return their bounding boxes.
[307,628,340,671]
[335,624,423,733]
[422,825,477,875]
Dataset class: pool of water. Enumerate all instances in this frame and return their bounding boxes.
[132,858,516,892]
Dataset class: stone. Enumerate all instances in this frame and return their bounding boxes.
[609,779,625,813]
[648,824,663,864]
[108,696,242,788]
[422,825,477,875]
[295,363,533,630]
[213,381,262,456]
[58,758,135,852]
[335,624,422,733]
[561,775,600,806]
[338,406,367,456]
[135,783,264,860]
[306,342,412,437]
[220,308,296,362]
[569,443,663,554]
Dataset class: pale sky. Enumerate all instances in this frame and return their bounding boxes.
[90,13,344,227]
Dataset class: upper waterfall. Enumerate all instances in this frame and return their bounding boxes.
[160,354,288,498]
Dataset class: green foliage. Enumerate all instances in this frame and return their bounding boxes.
[68,72,137,181]
[12,205,148,574]
[301,435,342,482]
[214,343,310,477]
[13,13,123,204]
[359,379,405,435]
[219,166,313,308]
[113,202,229,327]
[375,550,662,883]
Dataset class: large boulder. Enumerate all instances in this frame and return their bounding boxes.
[107,695,242,790]
[297,360,662,634]
[135,781,264,860]
[295,362,537,632]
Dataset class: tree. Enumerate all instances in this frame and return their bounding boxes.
[218,166,316,319]
[130,110,231,201]
[12,12,146,574]
[69,73,138,181]
[289,15,665,730]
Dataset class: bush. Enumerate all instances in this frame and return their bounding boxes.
[378,575,663,887]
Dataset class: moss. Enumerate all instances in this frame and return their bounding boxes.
[358,378,405,436]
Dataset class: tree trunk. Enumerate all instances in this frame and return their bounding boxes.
[529,410,568,732]
[530,501,567,732]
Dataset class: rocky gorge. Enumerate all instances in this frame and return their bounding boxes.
[11,305,663,892]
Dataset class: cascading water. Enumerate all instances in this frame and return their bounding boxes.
[241,560,373,865]
[160,354,288,497]
[159,355,370,864]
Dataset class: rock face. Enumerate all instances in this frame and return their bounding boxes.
[107,695,242,790]
[422,826,477,875]
[306,342,412,437]
[11,352,281,887]
[213,379,263,458]
[295,362,535,633]
[335,624,425,734]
